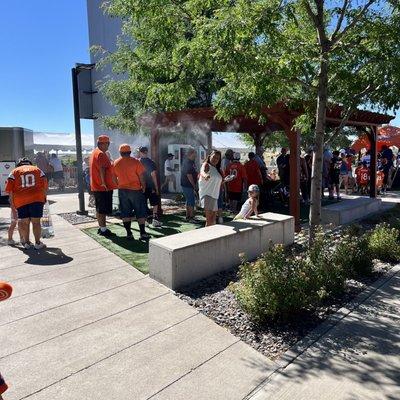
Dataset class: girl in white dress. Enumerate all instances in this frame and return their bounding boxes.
[199,150,223,226]
[234,184,260,220]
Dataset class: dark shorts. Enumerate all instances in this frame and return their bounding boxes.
[330,174,340,185]
[17,202,44,219]
[53,171,64,180]
[182,186,195,207]
[144,188,159,207]
[119,189,147,219]
[93,191,113,215]
[228,191,242,201]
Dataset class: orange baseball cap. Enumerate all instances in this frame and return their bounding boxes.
[119,144,131,153]
[97,135,110,143]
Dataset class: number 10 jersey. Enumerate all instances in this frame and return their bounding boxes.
[5,165,48,208]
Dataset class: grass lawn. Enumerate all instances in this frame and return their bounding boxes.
[83,213,206,274]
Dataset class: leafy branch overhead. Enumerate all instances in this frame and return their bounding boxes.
[97,0,400,135]
[96,0,400,234]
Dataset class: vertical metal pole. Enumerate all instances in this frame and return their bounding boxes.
[72,67,87,215]
[288,127,301,232]
[151,127,163,215]
[369,126,377,198]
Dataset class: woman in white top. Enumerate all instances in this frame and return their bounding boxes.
[199,150,223,226]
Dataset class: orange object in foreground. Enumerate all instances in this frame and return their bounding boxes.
[0,281,13,301]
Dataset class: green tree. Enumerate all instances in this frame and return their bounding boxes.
[98,0,400,238]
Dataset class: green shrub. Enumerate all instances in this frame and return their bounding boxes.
[344,224,363,237]
[231,245,316,320]
[307,230,346,297]
[367,223,400,263]
[333,234,373,277]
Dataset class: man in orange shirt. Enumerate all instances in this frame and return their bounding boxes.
[113,144,151,240]
[90,135,116,237]
[5,158,48,250]
[245,152,263,186]
[226,152,248,211]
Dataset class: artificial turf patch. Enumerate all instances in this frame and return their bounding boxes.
[82,213,205,274]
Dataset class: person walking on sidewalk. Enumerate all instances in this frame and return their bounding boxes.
[113,144,151,241]
[90,135,116,237]
[138,146,162,227]
[5,158,48,250]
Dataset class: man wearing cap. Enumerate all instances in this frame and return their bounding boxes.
[161,153,176,193]
[226,152,248,212]
[113,144,151,240]
[90,135,116,237]
[138,146,162,227]
[5,157,48,250]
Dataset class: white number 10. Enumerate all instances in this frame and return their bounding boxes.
[20,173,36,188]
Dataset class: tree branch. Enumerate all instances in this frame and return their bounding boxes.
[303,0,328,47]
[326,83,380,143]
[330,0,349,41]
[331,0,377,45]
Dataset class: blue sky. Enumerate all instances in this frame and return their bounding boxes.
[0,0,399,137]
[0,0,93,134]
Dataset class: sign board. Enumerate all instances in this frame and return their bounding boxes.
[77,69,96,119]
[0,161,15,196]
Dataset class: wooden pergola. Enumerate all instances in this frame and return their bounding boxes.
[149,103,394,230]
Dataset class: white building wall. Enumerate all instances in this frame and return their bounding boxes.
[86,0,148,158]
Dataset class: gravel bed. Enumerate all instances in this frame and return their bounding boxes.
[59,212,97,225]
[176,262,391,360]
[176,209,399,360]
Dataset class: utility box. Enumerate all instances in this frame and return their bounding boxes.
[0,127,34,198]
[0,127,34,162]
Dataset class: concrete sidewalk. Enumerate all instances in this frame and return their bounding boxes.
[0,201,277,400]
[249,268,400,400]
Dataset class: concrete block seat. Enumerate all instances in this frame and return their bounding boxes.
[149,213,294,290]
[321,196,383,226]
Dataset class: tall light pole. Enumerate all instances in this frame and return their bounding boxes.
[71,63,96,215]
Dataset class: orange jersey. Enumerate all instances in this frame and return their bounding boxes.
[90,148,115,191]
[376,170,384,188]
[113,156,145,190]
[359,167,370,185]
[245,159,262,186]
[5,165,48,208]
[226,162,247,193]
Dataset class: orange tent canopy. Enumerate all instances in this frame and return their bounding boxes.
[352,126,400,152]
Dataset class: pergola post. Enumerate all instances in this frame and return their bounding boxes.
[150,126,163,214]
[287,127,301,232]
[368,126,377,198]
[206,131,213,153]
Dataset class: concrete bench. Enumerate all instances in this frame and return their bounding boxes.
[321,196,383,226]
[149,213,294,290]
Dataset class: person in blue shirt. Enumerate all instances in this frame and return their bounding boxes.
[181,148,200,223]
[138,146,162,227]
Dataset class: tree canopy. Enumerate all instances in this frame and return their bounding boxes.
[97,0,400,232]
[98,0,400,134]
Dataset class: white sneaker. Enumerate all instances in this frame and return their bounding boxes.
[7,239,16,246]
[23,242,32,250]
[34,242,47,250]
[152,219,163,228]
[218,217,224,224]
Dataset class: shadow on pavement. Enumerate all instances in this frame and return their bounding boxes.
[22,247,74,266]
[243,273,400,398]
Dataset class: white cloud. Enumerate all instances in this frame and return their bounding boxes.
[34,132,94,146]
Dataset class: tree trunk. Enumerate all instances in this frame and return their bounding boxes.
[253,132,263,154]
[309,55,328,242]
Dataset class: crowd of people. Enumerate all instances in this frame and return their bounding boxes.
[6,135,399,248]
[34,152,65,191]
